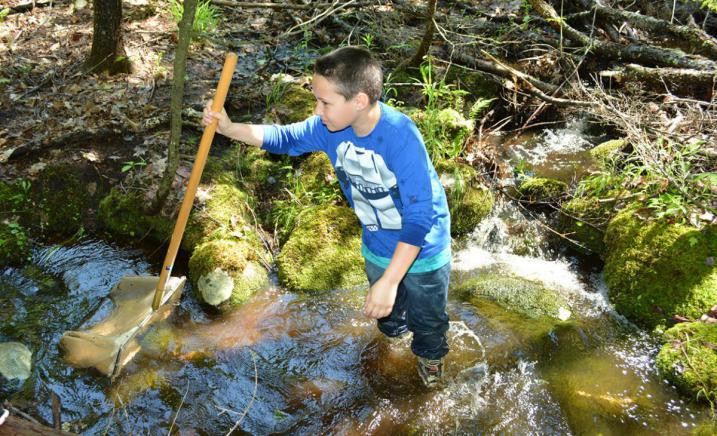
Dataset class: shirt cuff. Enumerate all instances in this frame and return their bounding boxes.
[260,125,278,152]
[399,222,429,247]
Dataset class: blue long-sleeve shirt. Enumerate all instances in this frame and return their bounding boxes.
[262,102,451,272]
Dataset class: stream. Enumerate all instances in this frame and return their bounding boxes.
[1,120,713,434]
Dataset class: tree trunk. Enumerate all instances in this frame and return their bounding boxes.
[146,0,198,214]
[86,0,131,74]
[405,0,438,69]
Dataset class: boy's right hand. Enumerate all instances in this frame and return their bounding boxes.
[202,103,232,136]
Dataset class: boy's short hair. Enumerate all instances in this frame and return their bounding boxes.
[314,46,383,104]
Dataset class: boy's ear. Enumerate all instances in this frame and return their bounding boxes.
[352,92,370,110]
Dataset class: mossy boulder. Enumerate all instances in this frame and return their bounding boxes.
[204,144,281,193]
[435,160,494,237]
[589,139,627,168]
[277,205,365,292]
[188,239,269,309]
[97,188,173,243]
[656,322,717,404]
[517,177,568,201]
[436,108,473,140]
[455,273,572,321]
[33,164,99,235]
[266,75,315,124]
[183,183,260,251]
[603,208,717,328]
[558,196,608,255]
[298,152,338,193]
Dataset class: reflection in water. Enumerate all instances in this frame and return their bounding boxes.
[1,220,713,434]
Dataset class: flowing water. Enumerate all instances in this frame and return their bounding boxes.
[1,122,713,434]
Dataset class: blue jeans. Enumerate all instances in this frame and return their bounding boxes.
[365,260,450,360]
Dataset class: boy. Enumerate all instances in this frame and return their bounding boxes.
[202,47,451,387]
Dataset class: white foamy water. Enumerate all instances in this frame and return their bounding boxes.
[512,118,593,165]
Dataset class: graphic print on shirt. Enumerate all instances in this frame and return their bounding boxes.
[334,141,402,231]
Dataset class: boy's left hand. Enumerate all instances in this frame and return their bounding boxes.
[364,276,398,319]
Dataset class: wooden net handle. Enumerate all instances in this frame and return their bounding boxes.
[153,52,238,310]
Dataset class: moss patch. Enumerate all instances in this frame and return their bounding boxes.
[603,209,717,328]
[517,177,568,201]
[656,322,717,404]
[97,188,174,243]
[455,273,572,321]
[589,139,627,168]
[559,196,608,255]
[277,205,365,292]
[435,160,494,237]
[33,164,98,236]
[268,79,316,124]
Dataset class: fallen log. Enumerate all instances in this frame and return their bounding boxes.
[600,64,717,99]
[528,0,717,70]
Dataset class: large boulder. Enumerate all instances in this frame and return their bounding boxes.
[0,342,32,381]
[277,205,365,292]
[455,273,572,321]
[188,239,269,309]
[603,208,717,328]
[656,321,717,404]
[435,160,494,237]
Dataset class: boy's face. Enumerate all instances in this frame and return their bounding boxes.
[311,74,362,132]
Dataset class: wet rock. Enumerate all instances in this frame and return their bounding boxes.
[655,321,717,404]
[588,139,628,168]
[0,342,32,381]
[603,208,717,328]
[277,205,365,292]
[456,273,572,321]
[436,160,494,237]
[517,177,568,202]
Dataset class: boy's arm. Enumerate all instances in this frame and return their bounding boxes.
[202,105,264,146]
[364,242,420,319]
[203,104,327,155]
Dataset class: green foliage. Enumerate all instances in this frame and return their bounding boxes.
[265,77,291,111]
[121,157,147,173]
[692,0,717,13]
[0,8,9,21]
[361,33,375,50]
[412,59,472,162]
[169,0,219,35]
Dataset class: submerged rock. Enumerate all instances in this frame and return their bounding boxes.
[436,160,494,237]
[603,208,717,328]
[656,321,717,404]
[456,273,572,321]
[0,342,32,381]
[277,205,365,292]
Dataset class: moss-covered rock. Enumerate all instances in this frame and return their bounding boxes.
[558,196,608,255]
[97,188,174,243]
[34,164,99,235]
[188,239,269,309]
[517,177,568,201]
[435,160,494,237]
[656,322,717,404]
[455,273,572,321]
[589,139,627,168]
[436,108,473,140]
[298,152,338,193]
[183,183,258,251]
[277,205,365,292]
[603,208,717,328]
[266,76,316,124]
